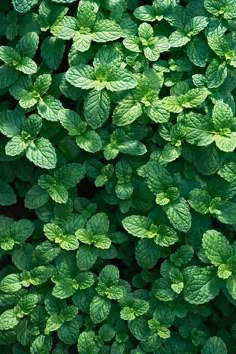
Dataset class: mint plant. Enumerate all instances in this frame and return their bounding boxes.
[0,0,236,353]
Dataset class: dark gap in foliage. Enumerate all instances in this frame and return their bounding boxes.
[0,196,36,221]
[77,177,102,199]
[54,41,71,75]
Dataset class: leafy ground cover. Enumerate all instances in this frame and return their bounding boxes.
[0,0,236,353]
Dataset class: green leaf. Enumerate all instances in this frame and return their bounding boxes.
[76,245,97,270]
[37,96,63,122]
[202,336,227,354]
[112,97,142,126]
[183,266,221,304]
[77,331,101,354]
[45,314,64,333]
[188,189,211,214]
[134,5,156,22]
[212,100,233,130]
[52,278,75,299]
[0,65,18,88]
[77,2,97,28]
[66,65,96,90]
[84,89,111,129]
[41,37,65,70]
[5,136,28,156]
[164,197,192,232]
[206,60,227,88]
[58,109,81,135]
[90,296,111,323]
[25,185,50,209]
[58,316,83,345]
[0,46,21,65]
[12,0,39,13]
[181,88,210,109]
[183,112,214,146]
[30,335,52,354]
[26,137,57,169]
[16,32,39,58]
[103,67,137,92]
[0,180,16,206]
[186,38,210,67]
[76,130,102,153]
[122,215,153,238]
[88,213,109,235]
[145,161,172,195]
[169,31,190,48]
[15,57,37,74]
[73,33,93,52]
[0,274,22,293]
[92,20,122,42]
[55,163,85,189]
[0,309,19,330]
[34,74,52,96]
[202,230,232,266]
[215,134,236,152]
[135,239,160,269]
[51,16,77,40]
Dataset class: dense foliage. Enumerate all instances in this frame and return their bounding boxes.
[0,0,236,352]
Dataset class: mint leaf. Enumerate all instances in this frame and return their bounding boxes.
[26,137,57,169]
[202,336,227,354]
[183,266,221,304]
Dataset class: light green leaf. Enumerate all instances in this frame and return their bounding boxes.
[58,109,81,135]
[186,38,210,67]
[51,16,77,40]
[164,197,192,232]
[202,230,232,266]
[215,134,236,152]
[15,57,37,74]
[104,68,137,92]
[206,60,227,88]
[92,20,122,42]
[212,100,233,130]
[0,274,22,293]
[30,335,52,354]
[134,5,156,22]
[77,331,101,354]
[112,97,142,126]
[76,130,102,153]
[183,112,214,146]
[145,161,173,195]
[169,31,190,47]
[5,136,28,156]
[12,0,38,13]
[52,279,75,299]
[183,266,221,304]
[90,296,111,323]
[26,137,57,169]
[66,64,96,90]
[188,189,211,214]
[84,89,111,129]
[37,95,63,121]
[73,33,92,52]
[202,336,227,354]
[45,314,64,333]
[122,215,153,238]
[0,309,19,330]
